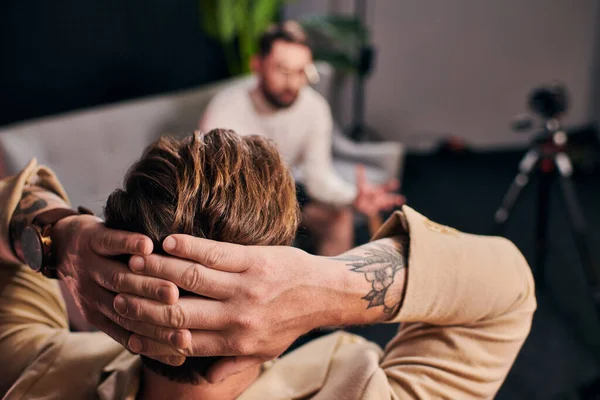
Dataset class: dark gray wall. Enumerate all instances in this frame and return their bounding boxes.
[0,0,230,127]
[589,3,600,128]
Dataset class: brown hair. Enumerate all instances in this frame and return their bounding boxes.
[104,129,299,384]
[259,20,310,57]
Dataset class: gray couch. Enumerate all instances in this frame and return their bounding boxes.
[0,64,405,217]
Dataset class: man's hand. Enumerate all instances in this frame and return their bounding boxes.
[52,215,191,365]
[353,165,405,217]
[112,236,335,382]
[111,234,408,383]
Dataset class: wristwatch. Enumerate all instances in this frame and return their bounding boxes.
[19,206,94,279]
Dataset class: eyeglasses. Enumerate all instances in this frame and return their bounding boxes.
[270,63,320,84]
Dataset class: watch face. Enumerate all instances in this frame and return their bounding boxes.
[21,226,44,272]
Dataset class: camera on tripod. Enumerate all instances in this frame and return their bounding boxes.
[529,83,568,120]
[495,83,599,303]
[512,83,569,137]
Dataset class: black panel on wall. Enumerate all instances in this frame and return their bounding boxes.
[0,0,230,127]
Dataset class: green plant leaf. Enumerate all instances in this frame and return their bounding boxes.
[301,15,369,43]
[311,52,357,73]
[236,0,252,73]
[232,0,248,43]
[299,14,370,72]
[252,0,282,38]
[198,0,287,75]
[216,0,238,43]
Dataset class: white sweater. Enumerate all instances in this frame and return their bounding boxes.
[200,83,357,207]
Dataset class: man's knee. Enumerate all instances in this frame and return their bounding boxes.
[303,204,351,228]
[329,208,353,230]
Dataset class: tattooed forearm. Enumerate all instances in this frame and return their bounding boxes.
[16,197,49,215]
[9,186,68,257]
[9,190,48,243]
[333,235,409,315]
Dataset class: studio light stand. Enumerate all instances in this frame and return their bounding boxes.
[348,0,375,142]
[493,85,600,307]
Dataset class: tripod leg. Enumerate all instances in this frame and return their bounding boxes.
[535,161,552,287]
[555,153,600,302]
[494,149,539,232]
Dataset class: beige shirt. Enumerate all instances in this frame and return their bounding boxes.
[200,84,357,207]
[0,160,536,399]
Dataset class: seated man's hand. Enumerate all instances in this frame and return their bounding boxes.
[112,235,331,383]
[353,164,405,217]
[52,215,190,365]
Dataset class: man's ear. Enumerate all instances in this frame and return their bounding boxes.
[250,55,262,73]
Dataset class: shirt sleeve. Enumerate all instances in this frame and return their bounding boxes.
[0,159,70,265]
[0,160,73,394]
[300,98,357,207]
[0,161,127,398]
[374,207,537,399]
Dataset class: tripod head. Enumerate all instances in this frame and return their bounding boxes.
[529,83,568,120]
[511,83,570,147]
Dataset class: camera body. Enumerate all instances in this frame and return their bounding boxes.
[528,83,568,120]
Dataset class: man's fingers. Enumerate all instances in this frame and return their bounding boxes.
[383,195,406,209]
[384,194,406,208]
[129,330,230,358]
[116,274,179,305]
[375,194,406,212]
[394,194,406,206]
[93,256,179,304]
[383,178,400,192]
[355,164,367,190]
[127,334,188,357]
[185,330,235,357]
[130,254,236,299]
[82,286,131,349]
[114,294,228,330]
[153,355,186,367]
[162,235,254,273]
[93,285,185,352]
[205,356,266,384]
[96,286,193,357]
[96,314,132,349]
[105,313,192,349]
[91,226,153,256]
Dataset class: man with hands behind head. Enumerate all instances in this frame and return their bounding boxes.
[0,149,535,397]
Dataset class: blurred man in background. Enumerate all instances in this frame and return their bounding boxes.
[200,21,404,256]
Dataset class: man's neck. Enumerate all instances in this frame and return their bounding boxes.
[138,365,261,400]
[249,86,279,115]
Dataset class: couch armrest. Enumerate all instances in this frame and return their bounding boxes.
[331,125,405,186]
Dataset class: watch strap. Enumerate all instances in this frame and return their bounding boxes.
[33,206,94,226]
[31,206,95,278]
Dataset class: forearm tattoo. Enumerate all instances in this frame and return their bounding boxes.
[9,188,49,247]
[333,235,409,315]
